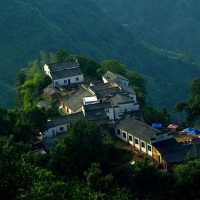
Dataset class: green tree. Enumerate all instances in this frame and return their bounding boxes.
[76,55,101,78]
[55,48,69,62]
[14,61,51,109]
[50,118,108,178]
[126,71,147,105]
[84,163,130,200]
[174,78,200,126]
[172,159,200,199]
[129,157,172,199]
[97,60,127,76]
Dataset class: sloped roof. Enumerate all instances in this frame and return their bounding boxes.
[117,83,136,95]
[85,109,108,125]
[105,93,134,106]
[154,138,200,163]
[95,87,121,99]
[103,71,129,82]
[115,116,160,143]
[51,67,83,80]
[44,85,60,95]
[46,112,83,128]
[37,100,51,109]
[47,59,79,72]
[89,83,114,93]
[84,102,112,111]
[62,86,93,112]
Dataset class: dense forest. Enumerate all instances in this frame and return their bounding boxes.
[96,0,200,61]
[0,0,200,112]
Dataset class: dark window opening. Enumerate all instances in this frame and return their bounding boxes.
[141,142,145,148]
[123,132,126,138]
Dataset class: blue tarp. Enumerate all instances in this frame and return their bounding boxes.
[184,127,193,132]
[184,127,200,134]
[152,123,162,129]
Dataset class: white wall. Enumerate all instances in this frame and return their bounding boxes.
[43,127,56,138]
[114,102,135,118]
[129,93,137,103]
[43,123,71,138]
[115,127,153,155]
[54,74,84,86]
[152,132,173,144]
[102,77,108,83]
[105,107,114,121]
[116,78,129,86]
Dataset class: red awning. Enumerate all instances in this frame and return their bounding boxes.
[167,124,178,129]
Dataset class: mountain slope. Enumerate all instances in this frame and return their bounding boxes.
[95,0,200,61]
[0,0,199,111]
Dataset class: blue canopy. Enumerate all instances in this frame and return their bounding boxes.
[183,127,193,132]
[152,123,162,129]
[184,127,200,134]
[189,129,200,134]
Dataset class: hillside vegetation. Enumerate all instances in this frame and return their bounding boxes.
[96,0,200,61]
[0,0,199,111]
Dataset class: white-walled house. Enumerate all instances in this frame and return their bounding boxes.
[102,71,129,86]
[114,116,173,156]
[61,85,93,114]
[105,93,139,120]
[43,112,83,138]
[82,101,114,122]
[44,59,84,87]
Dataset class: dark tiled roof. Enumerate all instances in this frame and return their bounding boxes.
[89,83,114,93]
[62,86,93,112]
[51,67,83,80]
[117,83,136,95]
[105,93,133,106]
[46,112,83,128]
[154,138,200,163]
[84,102,112,111]
[103,71,129,82]
[95,87,121,99]
[47,59,79,71]
[115,116,160,143]
[85,109,108,125]
[44,85,60,95]
[38,100,51,109]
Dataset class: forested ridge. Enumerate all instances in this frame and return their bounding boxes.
[0,0,199,111]
[96,0,200,61]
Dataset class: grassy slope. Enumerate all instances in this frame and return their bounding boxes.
[0,0,199,110]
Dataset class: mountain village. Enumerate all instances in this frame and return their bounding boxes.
[37,58,200,171]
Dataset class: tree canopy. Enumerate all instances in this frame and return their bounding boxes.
[174,78,200,126]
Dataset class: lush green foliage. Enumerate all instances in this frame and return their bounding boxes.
[14,60,51,109]
[96,0,200,61]
[0,0,199,111]
[174,78,200,126]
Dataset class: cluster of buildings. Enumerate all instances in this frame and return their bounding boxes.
[38,58,200,171]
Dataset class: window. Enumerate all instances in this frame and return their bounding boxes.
[135,138,139,144]
[141,142,145,148]
[64,80,67,83]
[55,81,58,85]
[117,129,120,135]
[60,127,64,131]
[76,77,79,81]
[129,135,133,141]
[123,132,126,138]
[148,145,151,151]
